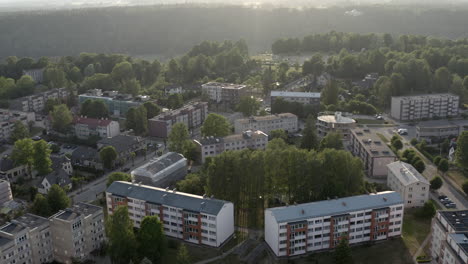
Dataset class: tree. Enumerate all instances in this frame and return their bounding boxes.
[463,181,468,195]
[16,75,35,97]
[45,98,61,113]
[176,173,205,195]
[322,80,339,105]
[438,158,449,175]
[33,140,52,175]
[319,132,344,151]
[183,140,199,162]
[10,121,29,142]
[456,131,468,169]
[201,113,230,137]
[410,138,419,146]
[270,129,288,142]
[237,96,260,117]
[334,237,354,264]
[128,106,148,136]
[300,116,318,150]
[176,244,191,264]
[47,184,70,213]
[11,138,34,178]
[51,104,73,133]
[106,206,137,264]
[31,193,51,217]
[419,201,436,218]
[137,216,166,263]
[433,67,452,92]
[43,67,67,88]
[167,94,184,109]
[143,101,161,119]
[433,156,442,166]
[100,146,118,170]
[80,99,109,119]
[430,176,443,190]
[413,159,426,173]
[391,139,403,151]
[107,172,132,187]
[111,61,134,84]
[168,123,190,154]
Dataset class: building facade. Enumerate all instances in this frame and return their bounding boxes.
[97,135,146,165]
[194,130,268,163]
[50,203,105,264]
[234,113,298,135]
[316,112,356,141]
[0,109,36,141]
[0,156,27,181]
[23,69,44,83]
[148,102,208,138]
[416,120,468,143]
[270,91,321,106]
[0,179,13,205]
[201,82,247,105]
[10,88,70,113]
[386,161,430,208]
[131,152,187,187]
[349,128,398,178]
[73,116,120,140]
[265,191,404,257]
[78,89,149,117]
[431,210,468,264]
[391,94,459,121]
[106,181,234,247]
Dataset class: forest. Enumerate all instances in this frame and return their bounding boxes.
[1,5,468,58]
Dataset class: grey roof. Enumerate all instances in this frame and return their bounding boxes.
[0,237,12,247]
[131,152,187,182]
[267,191,403,223]
[198,130,268,145]
[387,161,430,186]
[0,222,26,234]
[98,135,143,153]
[50,155,69,170]
[0,158,17,172]
[53,202,102,221]
[71,146,99,161]
[42,169,71,188]
[392,93,459,100]
[448,233,468,256]
[271,91,321,98]
[351,128,396,158]
[11,214,49,230]
[439,210,468,232]
[107,181,230,215]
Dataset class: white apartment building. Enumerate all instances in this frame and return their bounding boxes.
[194,130,268,163]
[73,116,120,139]
[265,191,404,257]
[391,93,459,121]
[0,179,13,205]
[201,82,246,104]
[0,214,54,264]
[50,203,105,264]
[386,161,430,208]
[316,112,356,141]
[234,113,298,135]
[0,109,36,141]
[431,210,468,264]
[10,88,70,113]
[349,128,398,178]
[270,91,321,105]
[106,181,234,247]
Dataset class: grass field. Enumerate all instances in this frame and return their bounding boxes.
[446,170,467,192]
[402,208,432,256]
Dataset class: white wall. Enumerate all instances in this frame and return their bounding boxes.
[390,97,401,120]
[216,202,234,247]
[264,210,279,256]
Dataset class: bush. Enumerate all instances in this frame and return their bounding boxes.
[418,201,436,218]
[433,156,442,166]
[410,138,419,146]
[430,176,443,190]
[413,159,426,173]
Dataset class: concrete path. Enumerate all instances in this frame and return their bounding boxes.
[412,232,432,264]
[193,239,249,264]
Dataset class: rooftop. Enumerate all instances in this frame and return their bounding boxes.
[74,116,113,127]
[131,152,187,180]
[351,128,396,157]
[41,169,72,189]
[0,237,12,247]
[150,102,207,121]
[0,157,18,172]
[417,119,468,129]
[52,202,102,221]
[317,112,356,124]
[439,210,468,232]
[98,135,143,153]
[392,93,459,100]
[0,214,48,235]
[71,146,99,161]
[202,82,246,90]
[107,181,231,215]
[198,130,268,145]
[236,113,297,124]
[387,161,429,186]
[271,91,321,98]
[448,233,468,256]
[267,191,403,223]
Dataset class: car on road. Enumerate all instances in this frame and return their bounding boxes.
[397,128,408,135]
[445,203,457,208]
[156,143,163,148]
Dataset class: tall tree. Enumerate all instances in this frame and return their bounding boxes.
[201,113,231,137]
[111,61,134,84]
[300,116,318,150]
[11,138,34,178]
[334,237,354,264]
[438,159,449,175]
[106,206,137,264]
[168,123,190,154]
[137,216,166,263]
[457,132,468,169]
[143,101,161,119]
[47,184,70,213]
[167,94,184,109]
[43,67,67,88]
[430,176,443,190]
[237,96,260,117]
[33,140,52,175]
[322,80,339,105]
[319,132,344,150]
[107,172,132,187]
[10,121,29,142]
[100,146,118,170]
[433,67,452,93]
[15,75,35,97]
[80,99,109,119]
[31,193,51,217]
[176,244,191,264]
[51,104,73,133]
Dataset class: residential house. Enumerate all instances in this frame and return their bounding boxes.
[10,88,70,113]
[71,146,102,170]
[270,91,321,106]
[201,82,247,105]
[431,210,468,264]
[0,156,27,181]
[73,116,120,140]
[78,89,150,117]
[97,135,146,165]
[0,109,36,141]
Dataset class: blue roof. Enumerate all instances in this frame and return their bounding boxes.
[106,181,231,215]
[267,191,403,223]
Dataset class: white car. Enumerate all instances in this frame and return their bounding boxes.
[397,129,408,135]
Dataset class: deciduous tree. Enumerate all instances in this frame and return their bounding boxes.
[176,244,191,264]
[100,146,118,169]
[10,121,29,142]
[31,193,51,217]
[137,216,166,263]
[33,140,52,175]
[456,131,468,168]
[430,176,443,190]
[300,116,318,150]
[11,138,34,178]
[334,237,354,264]
[47,184,70,213]
[51,104,73,133]
[168,123,190,154]
[319,132,343,150]
[107,172,132,187]
[201,113,230,137]
[106,206,137,264]
[237,96,260,117]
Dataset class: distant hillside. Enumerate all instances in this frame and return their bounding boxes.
[0,5,468,59]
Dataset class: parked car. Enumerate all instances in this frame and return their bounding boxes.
[445,203,457,208]
[397,129,408,135]
[438,195,447,200]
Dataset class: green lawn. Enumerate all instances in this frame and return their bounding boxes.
[446,170,467,192]
[402,208,432,256]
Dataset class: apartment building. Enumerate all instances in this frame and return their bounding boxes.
[73,116,120,140]
[416,120,468,143]
[316,112,356,141]
[78,89,149,117]
[148,102,208,138]
[131,152,188,187]
[386,161,430,208]
[23,68,44,83]
[234,113,298,135]
[270,91,321,106]
[349,128,398,178]
[0,214,53,264]
[265,191,404,257]
[106,181,234,247]
[0,179,13,205]
[10,88,70,113]
[50,203,105,264]
[0,109,36,141]
[201,82,247,105]
[194,130,268,163]
[391,93,459,121]
[431,210,468,264]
